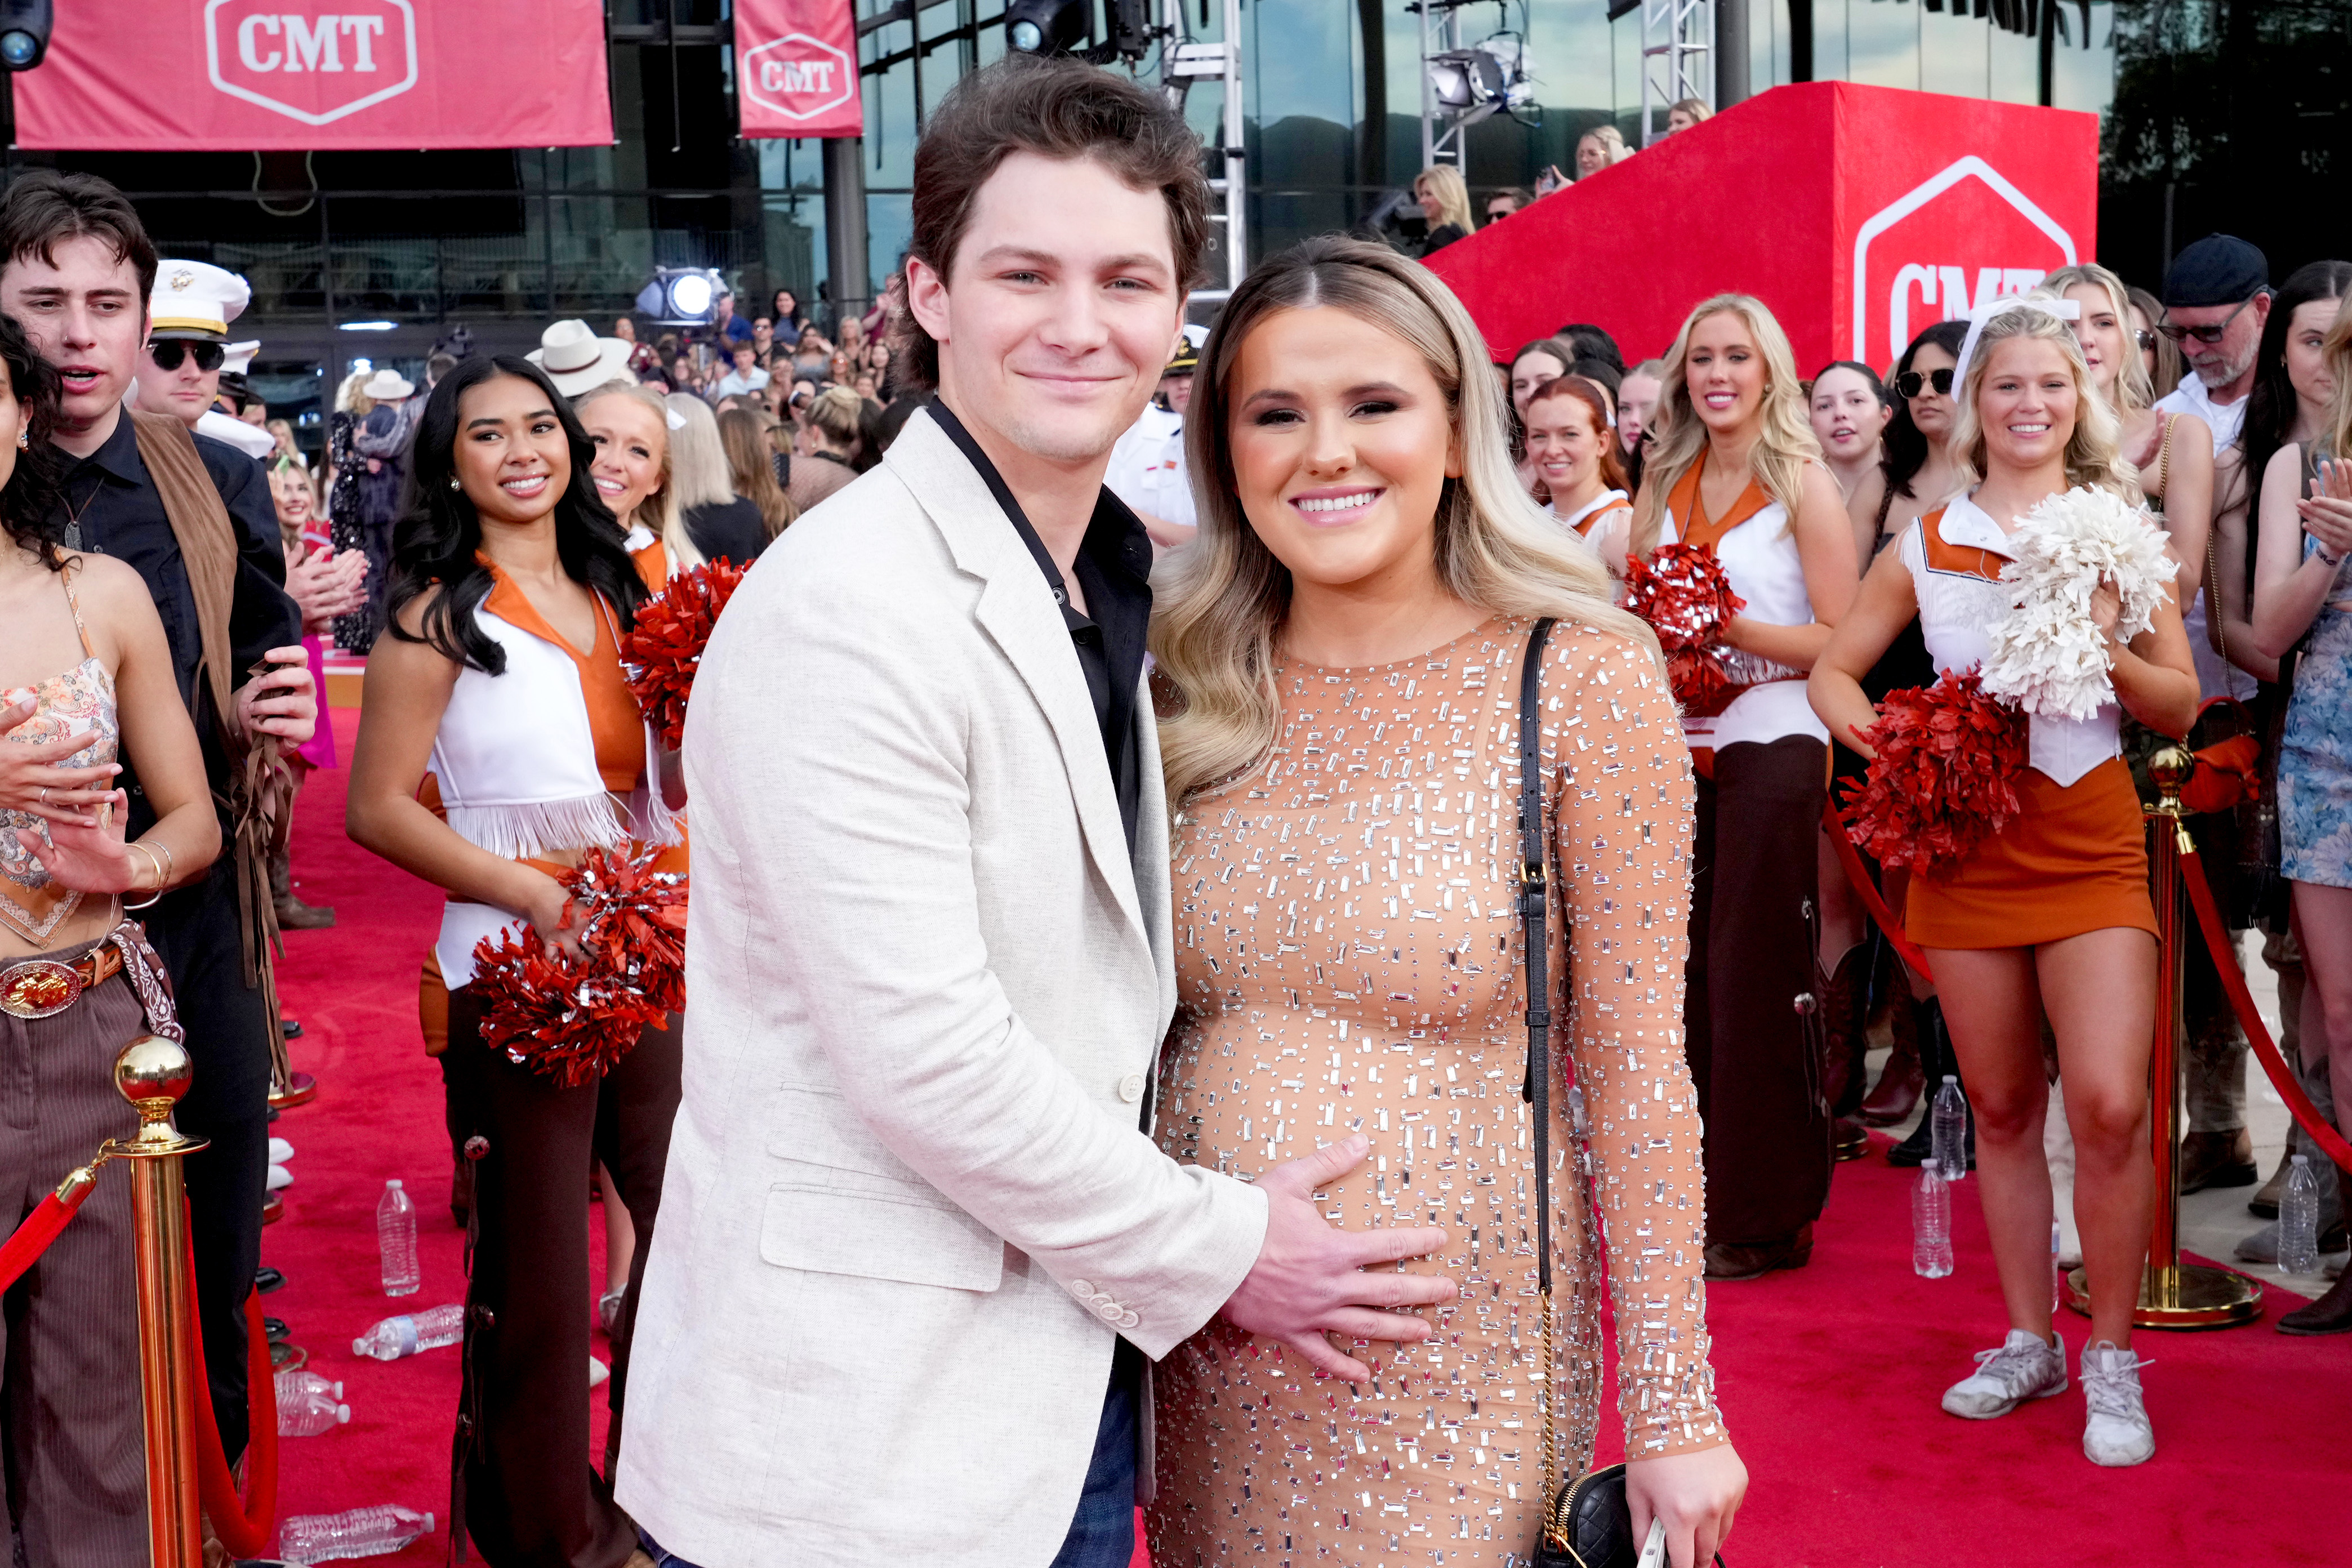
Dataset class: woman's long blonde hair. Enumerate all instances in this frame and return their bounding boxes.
[2042,262,2154,416]
[577,380,703,573]
[1412,164,1475,234]
[2317,293,2352,464]
[1946,300,2137,500]
[1152,234,1653,805]
[1629,293,1819,558]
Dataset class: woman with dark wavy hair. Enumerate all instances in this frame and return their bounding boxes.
[346,354,683,1568]
[0,309,222,1560]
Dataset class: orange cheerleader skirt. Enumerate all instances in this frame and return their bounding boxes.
[1906,756,2158,951]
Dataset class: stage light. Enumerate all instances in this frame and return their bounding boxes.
[634,267,728,325]
[338,320,398,332]
[0,0,50,72]
[1004,0,1089,56]
[1426,33,1534,126]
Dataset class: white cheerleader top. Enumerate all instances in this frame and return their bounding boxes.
[1900,496,2120,788]
[1660,471,1828,751]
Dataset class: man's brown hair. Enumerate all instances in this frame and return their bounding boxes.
[0,170,158,303]
[893,54,1210,394]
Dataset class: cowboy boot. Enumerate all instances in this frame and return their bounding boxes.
[1861,968,1927,1126]
[271,840,337,930]
[1820,948,1870,1161]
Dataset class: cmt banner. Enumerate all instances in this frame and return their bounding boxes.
[14,1,613,151]
[1427,82,2098,372]
[734,0,863,140]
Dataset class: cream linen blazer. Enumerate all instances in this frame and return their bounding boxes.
[616,410,1268,1566]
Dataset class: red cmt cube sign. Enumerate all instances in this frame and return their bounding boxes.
[1426,81,2099,373]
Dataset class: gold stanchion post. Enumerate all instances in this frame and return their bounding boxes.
[2064,746,2264,1329]
[105,1035,211,1567]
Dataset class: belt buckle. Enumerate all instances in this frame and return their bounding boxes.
[0,959,83,1020]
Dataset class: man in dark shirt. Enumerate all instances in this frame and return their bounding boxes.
[0,170,316,1469]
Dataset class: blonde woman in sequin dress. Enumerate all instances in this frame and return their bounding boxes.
[1148,237,1744,1568]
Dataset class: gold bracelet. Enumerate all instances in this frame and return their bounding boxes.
[123,842,164,910]
[153,840,174,888]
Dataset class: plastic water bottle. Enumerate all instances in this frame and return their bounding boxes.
[1930,1075,1968,1180]
[276,1374,350,1437]
[1913,1159,1953,1278]
[352,1304,464,1361]
[2280,1155,2323,1276]
[376,1179,419,1297]
[2050,1219,2064,1311]
[276,1367,344,1404]
[278,1504,434,1563]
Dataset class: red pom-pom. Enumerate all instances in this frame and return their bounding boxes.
[469,845,691,1086]
[621,558,749,750]
[1837,669,2030,877]
[1624,542,1747,652]
[1626,543,1748,710]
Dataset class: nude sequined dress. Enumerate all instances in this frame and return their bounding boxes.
[1147,616,1726,1567]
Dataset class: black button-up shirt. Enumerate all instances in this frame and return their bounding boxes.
[54,409,301,834]
[930,402,1153,854]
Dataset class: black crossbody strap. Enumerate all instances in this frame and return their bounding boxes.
[1517,617,1558,1297]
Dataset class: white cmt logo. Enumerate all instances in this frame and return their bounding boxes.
[738,32,857,122]
[1850,155,2079,364]
[206,1,419,126]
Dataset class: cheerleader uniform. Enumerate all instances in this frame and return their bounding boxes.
[1900,498,2157,947]
[1659,462,1833,1253]
[422,543,688,1568]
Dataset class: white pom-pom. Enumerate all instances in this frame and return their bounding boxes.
[1980,485,2178,722]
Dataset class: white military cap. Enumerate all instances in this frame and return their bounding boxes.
[149,260,252,341]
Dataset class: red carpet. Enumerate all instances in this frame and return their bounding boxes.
[264,709,2350,1566]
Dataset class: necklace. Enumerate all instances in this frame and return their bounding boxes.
[60,473,106,552]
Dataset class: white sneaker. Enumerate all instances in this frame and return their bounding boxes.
[2081,1341,2155,1467]
[590,1355,610,1388]
[265,1163,293,1192]
[268,1137,295,1164]
[1941,1328,2068,1418]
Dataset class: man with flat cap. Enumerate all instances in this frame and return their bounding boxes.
[2154,233,2271,448]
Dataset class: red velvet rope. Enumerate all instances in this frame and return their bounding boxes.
[1821,800,1938,985]
[0,1178,96,1294]
[184,1214,279,1558]
[2180,850,2352,1174]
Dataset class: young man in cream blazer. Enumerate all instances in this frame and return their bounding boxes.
[616,56,1455,1568]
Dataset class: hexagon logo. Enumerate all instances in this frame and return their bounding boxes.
[1850,156,2079,365]
[740,32,857,126]
[206,1,420,128]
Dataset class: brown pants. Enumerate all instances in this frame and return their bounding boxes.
[442,986,683,1568]
[1687,736,1834,1247]
[0,945,147,1568]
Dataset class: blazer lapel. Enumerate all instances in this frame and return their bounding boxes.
[885,412,1151,950]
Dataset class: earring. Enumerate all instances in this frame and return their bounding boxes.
[13,430,25,451]
[447,475,461,491]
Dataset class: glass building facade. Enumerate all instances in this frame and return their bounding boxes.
[3,2,2342,438]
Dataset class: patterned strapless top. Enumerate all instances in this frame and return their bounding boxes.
[2,656,121,943]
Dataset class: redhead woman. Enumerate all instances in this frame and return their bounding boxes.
[347,356,684,1568]
[2252,294,2352,1334]
[1148,235,1747,1568]
[1812,299,2197,1465]
[1628,292,1859,1279]
[1526,373,1633,585]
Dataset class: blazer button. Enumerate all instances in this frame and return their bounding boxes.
[1118,1073,1146,1103]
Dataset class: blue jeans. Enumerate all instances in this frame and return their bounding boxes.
[1049,1343,1141,1568]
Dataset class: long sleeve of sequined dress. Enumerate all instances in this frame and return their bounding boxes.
[1538,622,1726,1461]
[1146,615,1722,1568]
